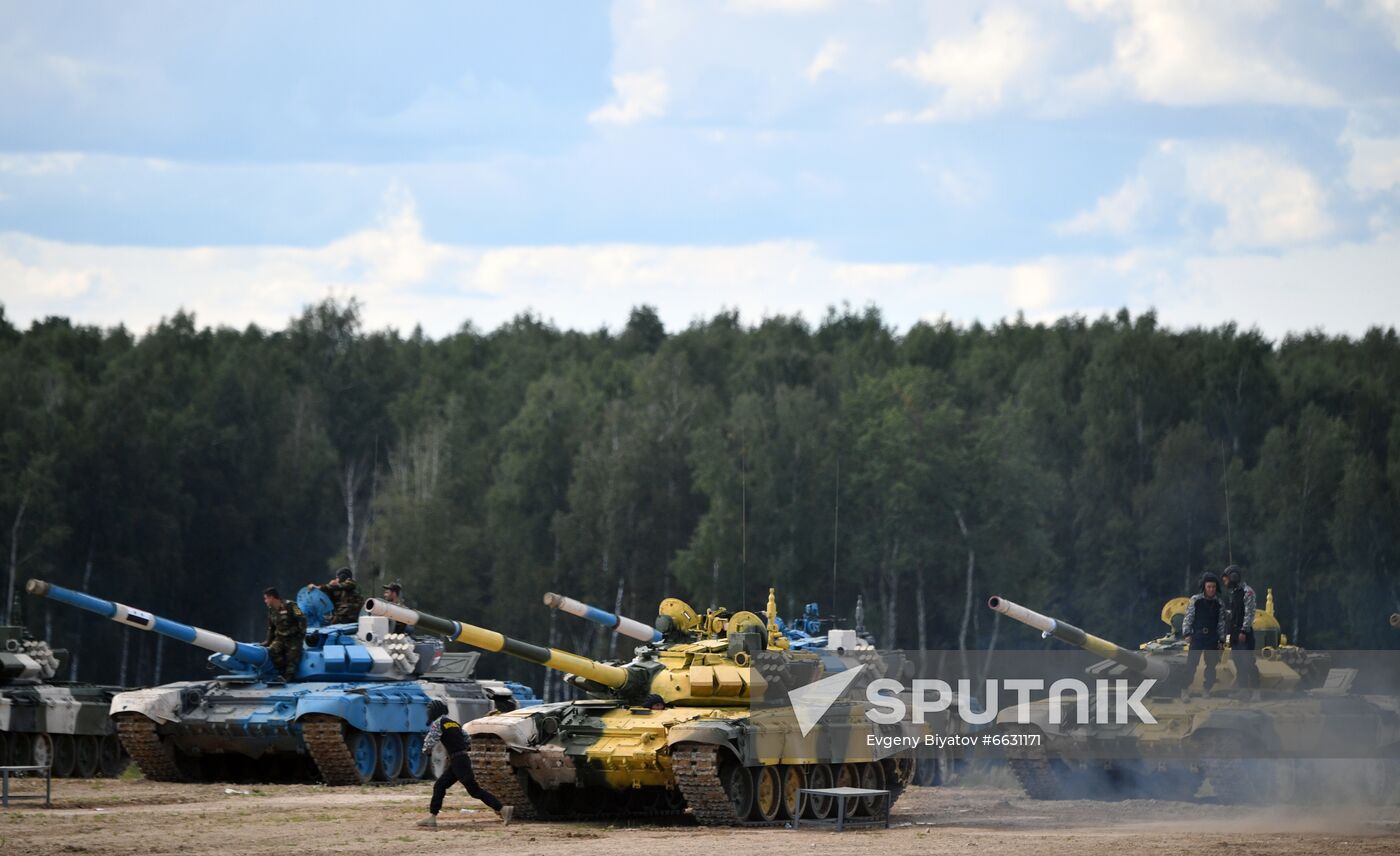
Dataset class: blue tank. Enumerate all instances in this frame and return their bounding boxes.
[26,578,538,785]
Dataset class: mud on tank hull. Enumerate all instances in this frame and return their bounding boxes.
[111,678,507,785]
[467,700,921,825]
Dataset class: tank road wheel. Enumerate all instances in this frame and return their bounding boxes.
[857,761,886,817]
[719,756,756,821]
[75,735,100,778]
[374,733,405,781]
[777,765,806,820]
[302,715,386,786]
[404,733,430,779]
[344,731,377,783]
[1196,733,1273,805]
[31,733,54,772]
[751,765,782,822]
[834,763,860,817]
[98,734,127,778]
[51,735,77,778]
[804,763,833,819]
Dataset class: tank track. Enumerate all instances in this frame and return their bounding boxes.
[301,714,371,787]
[114,714,183,782]
[671,743,742,825]
[470,735,690,823]
[1200,757,1262,804]
[1008,757,1067,800]
[468,735,536,820]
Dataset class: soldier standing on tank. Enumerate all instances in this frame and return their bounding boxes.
[308,567,363,624]
[416,699,512,828]
[262,588,306,681]
[1222,565,1258,689]
[1181,571,1228,694]
[381,582,408,634]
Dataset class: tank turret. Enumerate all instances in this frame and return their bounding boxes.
[0,625,63,682]
[988,595,1170,680]
[542,592,662,643]
[366,593,794,706]
[28,578,433,681]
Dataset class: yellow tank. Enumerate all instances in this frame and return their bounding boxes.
[366,588,917,824]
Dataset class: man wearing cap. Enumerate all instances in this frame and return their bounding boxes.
[381,582,408,634]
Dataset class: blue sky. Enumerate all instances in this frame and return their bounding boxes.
[2,0,1399,337]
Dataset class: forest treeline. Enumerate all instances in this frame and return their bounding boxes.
[3,300,1398,693]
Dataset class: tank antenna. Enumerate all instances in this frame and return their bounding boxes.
[1222,443,1234,563]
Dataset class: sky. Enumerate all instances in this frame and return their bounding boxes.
[2,0,1400,339]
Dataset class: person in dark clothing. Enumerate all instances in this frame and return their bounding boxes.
[1181,571,1228,694]
[416,699,512,827]
[1222,565,1259,689]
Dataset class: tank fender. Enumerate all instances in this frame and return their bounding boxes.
[110,685,194,724]
[465,705,562,749]
[666,720,744,752]
[294,695,372,731]
[1191,711,1281,752]
[294,688,426,734]
[995,696,1060,732]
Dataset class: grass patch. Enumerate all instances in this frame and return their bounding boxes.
[118,764,144,782]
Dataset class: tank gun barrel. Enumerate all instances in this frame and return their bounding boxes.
[26,579,269,670]
[542,592,662,643]
[988,595,1169,680]
[364,599,632,690]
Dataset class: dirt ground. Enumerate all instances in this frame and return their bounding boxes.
[3,778,1398,856]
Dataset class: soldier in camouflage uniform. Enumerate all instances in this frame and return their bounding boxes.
[309,568,363,624]
[1222,565,1259,689]
[262,588,306,680]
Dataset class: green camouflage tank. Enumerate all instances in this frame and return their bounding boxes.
[0,624,129,777]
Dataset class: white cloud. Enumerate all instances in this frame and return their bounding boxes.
[888,8,1043,121]
[588,71,670,126]
[805,38,846,82]
[727,0,830,12]
[1056,141,1332,249]
[1355,0,1400,49]
[1072,1,1335,107]
[1056,176,1151,237]
[1181,144,1333,249]
[0,153,86,176]
[1342,124,1400,195]
[2,187,1394,340]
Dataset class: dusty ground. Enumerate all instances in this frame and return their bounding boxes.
[3,778,1398,856]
